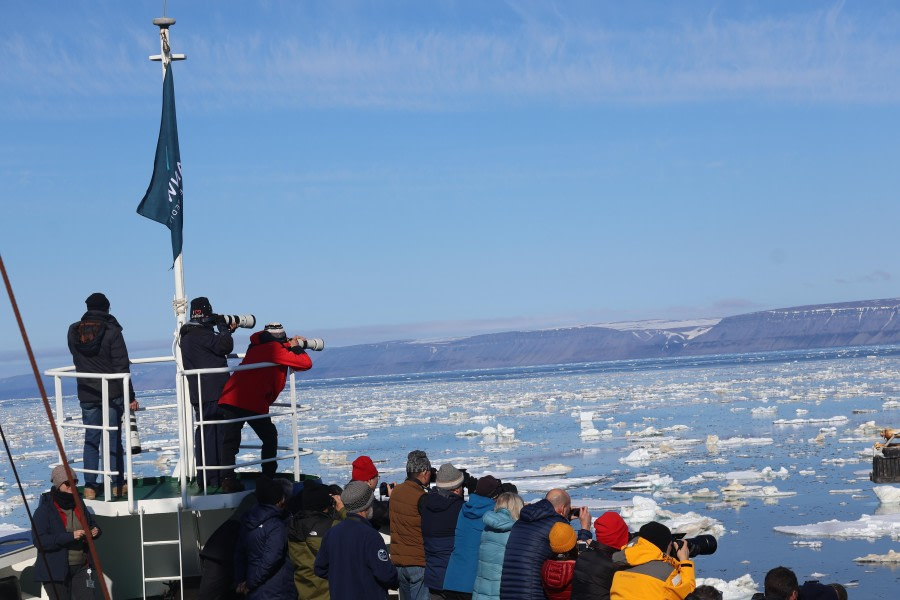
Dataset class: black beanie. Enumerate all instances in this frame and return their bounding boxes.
[639,521,672,553]
[255,477,284,506]
[85,292,110,312]
[301,484,333,512]
[190,297,213,321]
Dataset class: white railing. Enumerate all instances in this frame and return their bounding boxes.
[44,355,312,511]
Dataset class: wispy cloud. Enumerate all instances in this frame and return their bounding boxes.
[3,3,900,117]
[835,269,891,284]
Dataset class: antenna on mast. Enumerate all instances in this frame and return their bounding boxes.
[150,16,187,75]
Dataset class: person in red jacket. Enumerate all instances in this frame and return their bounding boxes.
[218,323,312,492]
[542,521,580,600]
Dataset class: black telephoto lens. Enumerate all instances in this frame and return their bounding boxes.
[686,534,718,557]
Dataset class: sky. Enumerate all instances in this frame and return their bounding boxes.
[2,0,900,378]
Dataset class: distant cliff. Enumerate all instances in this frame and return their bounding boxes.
[3,298,900,398]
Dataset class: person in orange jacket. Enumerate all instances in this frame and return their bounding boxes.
[609,521,695,600]
[218,323,312,492]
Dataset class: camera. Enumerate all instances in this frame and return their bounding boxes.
[570,507,581,519]
[459,469,479,495]
[673,534,717,557]
[296,338,325,351]
[216,314,256,329]
[379,482,395,497]
[428,467,438,485]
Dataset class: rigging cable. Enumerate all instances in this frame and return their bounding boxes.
[0,254,111,600]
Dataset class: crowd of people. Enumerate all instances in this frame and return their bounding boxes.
[187,448,849,600]
[59,292,852,599]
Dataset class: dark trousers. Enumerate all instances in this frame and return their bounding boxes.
[42,563,94,600]
[430,591,472,600]
[219,405,278,477]
[193,401,223,487]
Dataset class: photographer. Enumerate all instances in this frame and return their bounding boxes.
[218,323,313,492]
[179,296,236,489]
[609,521,695,599]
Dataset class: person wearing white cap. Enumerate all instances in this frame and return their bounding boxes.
[315,481,398,599]
[218,323,313,492]
[421,463,466,598]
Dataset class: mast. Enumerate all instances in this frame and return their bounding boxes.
[150,16,195,480]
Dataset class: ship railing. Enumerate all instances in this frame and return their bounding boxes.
[180,361,313,501]
[45,356,314,511]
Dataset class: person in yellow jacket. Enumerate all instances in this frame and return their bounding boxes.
[609,521,695,599]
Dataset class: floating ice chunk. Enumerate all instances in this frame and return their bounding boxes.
[695,574,757,599]
[751,406,777,416]
[773,416,849,425]
[612,475,674,491]
[774,513,900,539]
[482,466,571,479]
[620,448,664,466]
[626,426,662,437]
[796,409,809,415]
[792,540,823,549]
[456,430,482,437]
[874,486,900,504]
[723,467,789,482]
[511,475,606,493]
[828,489,863,494]
[707,436,774,448]
[721,482,796,498]
[884,399,900,409]
[853,549,900,563]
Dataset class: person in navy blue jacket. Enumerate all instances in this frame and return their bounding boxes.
[443,475,502,598]
[234,477,296,599]
[32,465,102,599]
[421,463,466,598]
[499,489,592,600]
[314,480,398,599]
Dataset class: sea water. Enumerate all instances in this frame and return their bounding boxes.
[2,347,899,598]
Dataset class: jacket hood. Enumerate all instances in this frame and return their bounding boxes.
[242,503,284,530]
[519,498,561,524]
[482,508,515,532]
[72,311,118,356]
[461,492,495,519]
[179,321,215,336]
[617,536,669,567]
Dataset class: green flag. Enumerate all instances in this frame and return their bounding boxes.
[137,65,183,262]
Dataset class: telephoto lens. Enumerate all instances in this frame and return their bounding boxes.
[218,314,256,329]
[297,338,325,351]
[681,534,717,557]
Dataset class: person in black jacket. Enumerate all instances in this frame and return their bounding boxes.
[67,292,139,499]
[32,465,101,599]
[420,463,466,598]
[179,296,236,489]
[571,511,630,600]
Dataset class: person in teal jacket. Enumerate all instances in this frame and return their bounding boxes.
[443,476,502,596]
[472,492,523,600]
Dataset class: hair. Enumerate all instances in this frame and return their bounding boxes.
[255,476,285,506]
[272,478,294,506]
[495,492,524,521]
[686,585,723,600]
[829,583,847,600]
[764,566,799,599]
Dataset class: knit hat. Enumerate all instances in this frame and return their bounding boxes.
[190,297,213,320]
[549,522,577,554]
[264,322,287,342]
[51,464,71,488]
[798,581,838,600]
[475,475,502,498]
[595,511,629,549]
[341,480,374,514]
[351,456,379,482]
[85,292,110,312]
[406,450,432,475]
[638,521,672,553]
[301,484,333,512]
[436,463,464,489]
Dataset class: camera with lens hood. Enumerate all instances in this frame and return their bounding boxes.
[672,533,717,557]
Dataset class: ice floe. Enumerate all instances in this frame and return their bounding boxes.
[721,482,796,498]
[774,513,900,540]
[773,416,849,425]
[695,574,758,600]
[619,496,725,537]
[873,486,900,504]
[853,549,900,563]
[611,474,674,491]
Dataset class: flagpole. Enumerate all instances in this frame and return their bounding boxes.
[150,16,194,482]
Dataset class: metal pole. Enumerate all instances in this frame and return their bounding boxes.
[151,17,192,485]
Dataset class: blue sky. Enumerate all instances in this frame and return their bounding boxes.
[2,0,900,377]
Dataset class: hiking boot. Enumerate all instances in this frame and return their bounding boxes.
[221,478,245,493]
[82,486,97,500]
[114,484,128,497]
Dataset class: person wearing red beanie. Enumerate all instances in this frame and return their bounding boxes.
[350,455,394,532]
[570,512,630,600]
